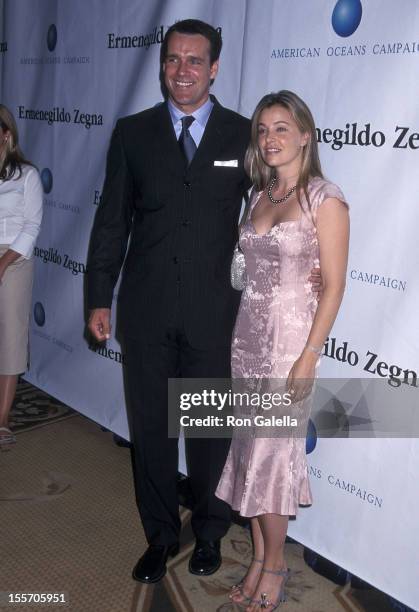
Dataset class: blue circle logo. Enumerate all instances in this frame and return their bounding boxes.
[47,24,57,52]
[306,419,317,454]
[332,0,362,37]
[40,168,53,194]
[34,302,46,327]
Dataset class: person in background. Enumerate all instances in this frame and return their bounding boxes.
[0,104,43,446]
[216,91,349,611]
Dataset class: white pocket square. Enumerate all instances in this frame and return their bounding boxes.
[214,159,238,167]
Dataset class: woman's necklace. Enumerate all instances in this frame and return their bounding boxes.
[267,176,296,205]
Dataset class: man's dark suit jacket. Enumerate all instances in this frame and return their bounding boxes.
[87,96,251,349]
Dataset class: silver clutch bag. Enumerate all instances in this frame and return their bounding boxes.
[231,188,253,291]
[231,242,247,291]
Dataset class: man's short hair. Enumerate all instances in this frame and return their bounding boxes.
[161,19,222,65]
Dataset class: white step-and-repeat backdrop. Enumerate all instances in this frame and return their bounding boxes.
[1,1,418,607]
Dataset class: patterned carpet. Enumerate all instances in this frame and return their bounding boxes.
[0,381,404,611]
[8,379,75,433]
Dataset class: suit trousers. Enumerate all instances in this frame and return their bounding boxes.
[122,297,232,546]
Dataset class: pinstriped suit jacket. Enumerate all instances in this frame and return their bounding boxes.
[88,96,251,348]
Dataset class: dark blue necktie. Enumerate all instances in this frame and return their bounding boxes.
[179,116,197,165]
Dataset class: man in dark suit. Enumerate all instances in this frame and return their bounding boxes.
[87,20,251,583]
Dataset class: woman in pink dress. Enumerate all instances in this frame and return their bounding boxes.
[216,91,349,610]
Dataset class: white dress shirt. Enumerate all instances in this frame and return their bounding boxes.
[0,164,43,258]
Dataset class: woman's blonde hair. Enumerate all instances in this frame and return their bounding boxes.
[244,90,323,208]
[0,104,33,180]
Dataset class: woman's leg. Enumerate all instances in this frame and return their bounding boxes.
[246,513,289,612]
[231,517,265,603]
[0,374,18,427]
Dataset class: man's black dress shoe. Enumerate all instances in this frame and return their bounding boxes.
[189,539,221,576]
[132,543,179,583]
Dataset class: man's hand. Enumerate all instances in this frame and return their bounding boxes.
[308,267,323,298]
[88,308,112,342]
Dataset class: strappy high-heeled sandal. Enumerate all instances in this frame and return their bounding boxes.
[249,566,290,610]
[230,556,263,606]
